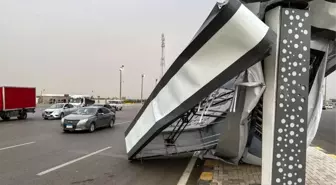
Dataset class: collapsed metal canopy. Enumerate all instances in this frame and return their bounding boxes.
[124,0,275,160]
[124,0,336,164]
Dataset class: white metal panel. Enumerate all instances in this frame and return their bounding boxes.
[125,5,269,153]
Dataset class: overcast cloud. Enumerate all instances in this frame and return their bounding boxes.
[0,0,220,98]
[0,0,335,99]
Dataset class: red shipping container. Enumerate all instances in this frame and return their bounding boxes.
[0,86,36,111]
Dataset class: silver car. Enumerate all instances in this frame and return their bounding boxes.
[61,106,115,132]
[42,103,78,120]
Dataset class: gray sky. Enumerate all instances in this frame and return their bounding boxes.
[0,0,335,99]
[0,0,219,98]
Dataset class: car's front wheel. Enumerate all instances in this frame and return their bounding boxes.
[60,113,64,119]
[108,119,115,128]
[89,123,95,133]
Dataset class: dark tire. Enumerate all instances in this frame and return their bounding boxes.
[44,117,48,120]
[89,123,95,133]
[108,119,115,128]
[18,112,27,120]
[1,116,10,121]
[60,113,65,119]
[119,107,122,111]
[63,129,69,133]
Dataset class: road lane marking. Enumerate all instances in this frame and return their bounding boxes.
[115,121,131,126]
[177,152,199,185]
[37,146,111,176]
[0,141,35,151]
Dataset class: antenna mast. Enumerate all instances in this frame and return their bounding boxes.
[161,33,165,78]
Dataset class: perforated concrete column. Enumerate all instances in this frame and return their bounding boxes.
[263,6,310,185]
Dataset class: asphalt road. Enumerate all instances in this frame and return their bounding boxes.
[312,109,336,154]
[0,105,191,185]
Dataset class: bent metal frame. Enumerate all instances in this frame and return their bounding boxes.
[124,0,334,184]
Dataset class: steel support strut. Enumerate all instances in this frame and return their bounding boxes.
[263,6,310,185]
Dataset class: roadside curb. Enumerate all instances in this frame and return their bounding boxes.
[313,146,336,159]
[197,160,215,185]
[197,146,336,185]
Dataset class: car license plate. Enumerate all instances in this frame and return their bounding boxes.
[66,125,73,129]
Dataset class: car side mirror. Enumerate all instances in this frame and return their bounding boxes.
[98,112,104,116]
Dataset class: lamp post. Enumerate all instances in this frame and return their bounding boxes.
[40,89,45,104]
[141,74,145,103]
[119,65,124,100]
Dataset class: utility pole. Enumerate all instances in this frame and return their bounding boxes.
[119,65,124,100]
[141,74,145,103]
[161,33,165,78]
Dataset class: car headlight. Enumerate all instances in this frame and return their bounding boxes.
[77,119,88,125]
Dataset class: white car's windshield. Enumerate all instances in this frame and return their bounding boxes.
[49,104,64,109]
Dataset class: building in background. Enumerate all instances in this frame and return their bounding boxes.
[38,94,70,104]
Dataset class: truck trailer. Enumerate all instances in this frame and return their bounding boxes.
[0,86,36,120]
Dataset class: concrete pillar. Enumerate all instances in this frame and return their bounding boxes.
[263,6,310,185]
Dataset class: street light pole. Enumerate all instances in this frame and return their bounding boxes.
[141,74,145,103]
[40,89,45,104]
[119,65,124,100]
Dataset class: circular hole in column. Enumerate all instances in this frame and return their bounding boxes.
[294,34,299,39]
